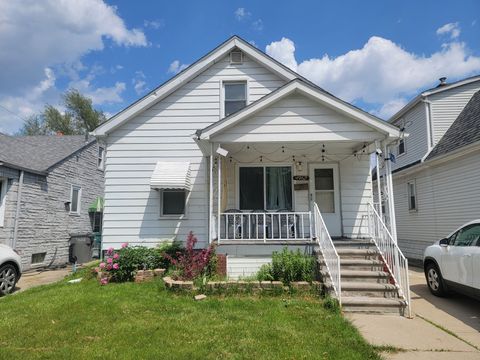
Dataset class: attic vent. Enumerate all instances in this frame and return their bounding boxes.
[230,50,243,64]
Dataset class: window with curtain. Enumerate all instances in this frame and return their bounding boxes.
[239,166,292,210]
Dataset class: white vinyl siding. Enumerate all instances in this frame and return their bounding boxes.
[391,102,429,171]
[227,256,271,279]
[429,80,480,144]
[211,94,380,143]
[394,148,480,260]
[102,54,286,248]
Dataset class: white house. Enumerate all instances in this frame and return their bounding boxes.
[380,76,480,262]
[94,36,411,313]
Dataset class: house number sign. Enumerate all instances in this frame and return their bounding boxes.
[293,175,309,181]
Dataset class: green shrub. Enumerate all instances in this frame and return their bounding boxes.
[256,247,316,285]
[156,240,186,269]
[113,246,164,282]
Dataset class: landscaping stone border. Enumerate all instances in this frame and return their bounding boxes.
[162,276,321,293]
[95,268,166,283]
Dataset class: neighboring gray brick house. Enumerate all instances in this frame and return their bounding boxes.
[0,133,105,270]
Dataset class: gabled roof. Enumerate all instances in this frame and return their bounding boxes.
[389,74,480,123]
[93,35,321,136]
[0,133,95,175]
[425,90,480,161]
[197,79,402,140]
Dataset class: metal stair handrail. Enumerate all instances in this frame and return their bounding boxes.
[367,203,412,317]
[313,202,341,305]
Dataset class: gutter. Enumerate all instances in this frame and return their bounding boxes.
[12,170,24,249]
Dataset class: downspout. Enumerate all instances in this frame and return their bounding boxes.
[383,143,397,243]
[12,170,24,249]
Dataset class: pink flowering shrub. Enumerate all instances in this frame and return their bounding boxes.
[98,246,122,284]
[165,231,216,280]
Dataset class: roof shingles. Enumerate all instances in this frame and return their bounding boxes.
[0,134,95,174]
[426,90,480,161]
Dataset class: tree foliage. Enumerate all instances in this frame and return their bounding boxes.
[17,89,106,136]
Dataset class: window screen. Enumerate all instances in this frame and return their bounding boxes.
[162,190,186,215]
[239,167,264,210]
[224,82,246,116]
[314,169,335,213]
[407,182,417,211]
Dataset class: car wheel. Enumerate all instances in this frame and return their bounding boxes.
[425,263,446,297]
[0,264,18,296]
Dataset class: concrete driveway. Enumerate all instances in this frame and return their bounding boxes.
[14,266,72,293]
[347,267,480,359]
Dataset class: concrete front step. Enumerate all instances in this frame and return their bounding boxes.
[332,240,375,248]
[336,248,380,260]
[341,296,406,315]
[326,281,399,297]
[340,270,391,283]
[318,258,384,271]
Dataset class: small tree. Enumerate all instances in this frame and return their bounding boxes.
[17,89,106,136]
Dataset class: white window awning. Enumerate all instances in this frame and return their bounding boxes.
[150,161,192,191]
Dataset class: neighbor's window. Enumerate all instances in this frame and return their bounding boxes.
[239,166,292,211]
[31,252,46,264]
[407,181,417,211]
[0,178,6,226]
[398,139,406,156]
[70,185,82,214]
[224,82,246,117]
[98,146,105,170]
[161,190,186,216]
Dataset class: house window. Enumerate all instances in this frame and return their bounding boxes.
[161,190,186,216]
[398,139,406,156]
[0,178,6,226]
[70,185,82,214]
[407,181,417,211]
[224,82,247,117]
[31,252,46,264]
[98,146,105,170]
[239,166,292,210]
[314,169,335,213]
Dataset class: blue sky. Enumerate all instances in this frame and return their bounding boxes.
[1,0,479,133]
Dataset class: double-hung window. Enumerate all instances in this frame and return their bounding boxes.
[239,166,292,211]
[70,185,82,215]
[223,82,247,117]
[398,139,406,156]
[407,181,417,211]
[98,146,105,170]
[0,178,7,226]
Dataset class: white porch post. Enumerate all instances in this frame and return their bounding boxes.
[208,142,214,243]
[374,140,383,221]
[383,142,398,243]
[217,151,222,244]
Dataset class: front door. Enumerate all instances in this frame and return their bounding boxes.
[309,164,341,237]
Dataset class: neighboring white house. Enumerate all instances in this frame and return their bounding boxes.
[93,36,404,285]
[379,76,480,262]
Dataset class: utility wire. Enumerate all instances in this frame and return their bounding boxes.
[0,103,28,124]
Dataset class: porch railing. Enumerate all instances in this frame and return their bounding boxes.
[313,202,341,304]
[218,211,312,242]
[367,203,412,317]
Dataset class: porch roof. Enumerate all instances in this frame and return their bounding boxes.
[196,79,402,142]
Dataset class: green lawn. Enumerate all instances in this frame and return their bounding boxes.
[0,276,380,360]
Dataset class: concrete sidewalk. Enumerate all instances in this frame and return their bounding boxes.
[15,266,72,292]
[347,267,480,359]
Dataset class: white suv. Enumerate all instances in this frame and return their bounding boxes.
[423,220,480,300]
[0,244,22,295]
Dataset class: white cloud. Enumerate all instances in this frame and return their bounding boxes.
[266,35,480,118]
[265,38,298,70]
[436,22,461,39]
[0,0,146,133]
[168,60,189,74]
[234,8,251,21]
[144,19,164,30]
[371,98,408,119]
[252,19,264,31]
[132,71,148,95]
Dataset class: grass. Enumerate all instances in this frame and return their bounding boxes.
[0,272,381,360]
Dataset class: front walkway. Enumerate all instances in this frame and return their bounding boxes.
[347,267,480,359]
[15,266,72,293]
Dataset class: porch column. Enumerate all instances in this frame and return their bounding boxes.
[383,142,398,243]
[208,143,214,243]
[217,152,222,244]
[374,140,383,220]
